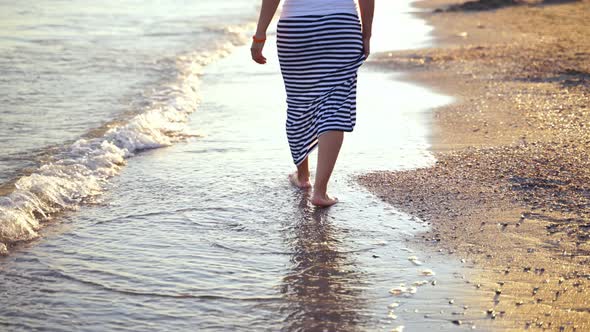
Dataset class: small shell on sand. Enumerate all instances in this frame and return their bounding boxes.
[389,302,401,309]
[408,256,423,265]
[421,269,436,276]
[389,284,417,296]
[390,285,407,295]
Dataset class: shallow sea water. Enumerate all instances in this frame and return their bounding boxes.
[1,1,489,331]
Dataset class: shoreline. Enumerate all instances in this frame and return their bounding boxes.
[360,0,590,330]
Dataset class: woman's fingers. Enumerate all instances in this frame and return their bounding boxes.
[250,42,267,64]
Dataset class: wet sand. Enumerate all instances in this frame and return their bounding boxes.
[359,0,590,330]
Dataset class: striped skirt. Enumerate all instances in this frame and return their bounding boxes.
[277,12,366,166]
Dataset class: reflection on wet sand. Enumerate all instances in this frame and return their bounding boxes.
[280,193,367,332]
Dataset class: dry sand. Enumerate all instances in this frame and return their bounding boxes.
[359,0,590,330]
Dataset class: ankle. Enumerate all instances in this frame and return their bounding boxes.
[296,170,310,180]
[312,188,327,198]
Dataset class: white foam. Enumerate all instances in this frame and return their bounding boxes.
[0,24,252,254]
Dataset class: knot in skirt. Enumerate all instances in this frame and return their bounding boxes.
[276,12,366,166]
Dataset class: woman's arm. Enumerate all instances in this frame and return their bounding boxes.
[358,0,374,58]
[251,0,281,64]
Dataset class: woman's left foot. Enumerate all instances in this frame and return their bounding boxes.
[288,172,311,189]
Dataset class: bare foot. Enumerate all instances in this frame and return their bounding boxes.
[311,193,339,207]
[288,172,311,189]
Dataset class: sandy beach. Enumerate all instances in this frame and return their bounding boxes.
[359,0,590,330]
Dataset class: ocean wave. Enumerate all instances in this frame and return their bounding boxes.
[0,24,253,255]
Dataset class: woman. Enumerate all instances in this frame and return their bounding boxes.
[251,0,374,207]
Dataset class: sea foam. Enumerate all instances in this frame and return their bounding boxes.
[0,25,251,254]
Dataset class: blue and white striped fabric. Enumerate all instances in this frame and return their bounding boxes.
[277,12,366,166]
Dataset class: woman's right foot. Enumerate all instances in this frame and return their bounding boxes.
[311,193,338,207]
[288,172,311,189]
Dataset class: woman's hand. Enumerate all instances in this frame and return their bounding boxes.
[362,35,371,59]
[252,0,279,64]
[251,36,267,64]
[359,0,374,59]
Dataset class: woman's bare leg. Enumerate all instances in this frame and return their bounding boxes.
[311,131,343,207]
[289,157,311,189]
